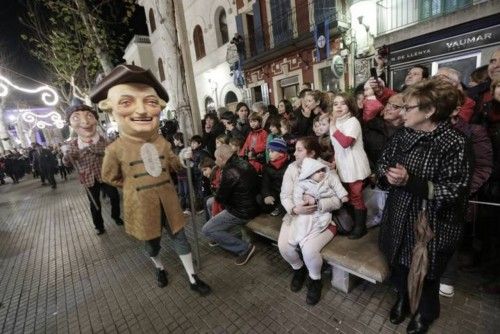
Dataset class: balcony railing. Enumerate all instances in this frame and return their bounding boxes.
[377,0,473,35]
[241,5,344,64]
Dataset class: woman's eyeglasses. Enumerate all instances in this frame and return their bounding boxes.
[386,103,403,110]
[401,105,420,113]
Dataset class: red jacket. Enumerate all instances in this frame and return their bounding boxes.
[240,128,268,172]
[363,98,384,123]
[458,97,476,123]
[210,167,224,216]
[376,87,396,106]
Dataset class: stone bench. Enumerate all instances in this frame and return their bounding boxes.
[246,214,390,293]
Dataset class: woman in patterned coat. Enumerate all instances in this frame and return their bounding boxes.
[376,80,472,334]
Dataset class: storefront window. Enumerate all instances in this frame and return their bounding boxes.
[282,85,298,101]
[319,67,340,92]
[252,86,263,102]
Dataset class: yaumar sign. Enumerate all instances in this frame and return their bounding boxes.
[390,25,500,65]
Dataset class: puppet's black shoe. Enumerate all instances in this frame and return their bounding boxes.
[156,269,168,288]
[190,275,211,296]
[114,218,124,226]
[96,229,106,235]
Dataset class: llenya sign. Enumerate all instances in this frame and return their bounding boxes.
[389,25,500,65]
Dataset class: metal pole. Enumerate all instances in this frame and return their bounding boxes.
[180,107,201,271]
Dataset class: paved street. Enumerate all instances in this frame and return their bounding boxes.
[0,176,499,334]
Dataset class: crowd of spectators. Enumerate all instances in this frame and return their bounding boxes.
[163,48,500,332]
[1,47,498,334]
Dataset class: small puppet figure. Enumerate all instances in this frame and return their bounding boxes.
[63,104,123,235]
[90,64,211,295]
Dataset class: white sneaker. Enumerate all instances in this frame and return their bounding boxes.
[183,210,191,215]
[439,283,455,297]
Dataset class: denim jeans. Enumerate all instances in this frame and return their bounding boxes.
[205,196,215,220]
[202,210,250,256]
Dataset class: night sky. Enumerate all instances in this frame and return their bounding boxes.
[0,1,148,89]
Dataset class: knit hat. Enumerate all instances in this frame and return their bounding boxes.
[267,137,288,153]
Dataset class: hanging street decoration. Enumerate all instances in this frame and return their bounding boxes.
[20,109,65,129]
[0,74,59,106]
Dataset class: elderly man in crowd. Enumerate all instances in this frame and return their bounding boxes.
[202,144,260,266]
[434,67,476,122]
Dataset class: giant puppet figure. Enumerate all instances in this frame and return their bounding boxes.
[90,64,211,295]
[63,104,123,235]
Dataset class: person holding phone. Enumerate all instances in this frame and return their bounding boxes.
[278,137,343,306]
[367,68,396,106]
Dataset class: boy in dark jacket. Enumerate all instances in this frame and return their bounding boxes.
[187,135,209,211]
[261,137,289,216]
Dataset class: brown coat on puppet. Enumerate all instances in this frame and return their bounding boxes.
[102,134,185,240]
[91,65,185,241]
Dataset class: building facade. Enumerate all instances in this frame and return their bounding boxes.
[122,35,156,71]
[235,0,350,106]
[135,0,243,121]
[370,0,500,90]
[183,0,243,115]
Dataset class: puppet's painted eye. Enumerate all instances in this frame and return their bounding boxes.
[119,100,132,107]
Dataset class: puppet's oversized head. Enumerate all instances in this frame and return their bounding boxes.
[66,104,99,142]
[90,65,168,140]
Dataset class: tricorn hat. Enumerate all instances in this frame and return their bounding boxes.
[90,64,169,103]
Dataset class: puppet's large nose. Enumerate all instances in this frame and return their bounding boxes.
[135,103,147,115]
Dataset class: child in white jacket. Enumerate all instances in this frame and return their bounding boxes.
[289,157,348,247]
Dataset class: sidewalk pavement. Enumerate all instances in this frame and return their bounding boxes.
[0,176,499,333]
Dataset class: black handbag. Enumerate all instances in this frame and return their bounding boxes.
[332,207,354,235]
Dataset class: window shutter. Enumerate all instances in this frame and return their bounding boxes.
[252,2,265,53]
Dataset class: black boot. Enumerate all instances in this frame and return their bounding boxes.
[190,274,212,296]
[348,209,367,239]
[156,269,168,288]
[390,293,409,324]
[290,266,308,292]
[407,313,434,334]
[306,278,322,305]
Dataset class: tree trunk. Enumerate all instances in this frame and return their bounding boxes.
[74,0,114,75]
[149,0,200,137]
